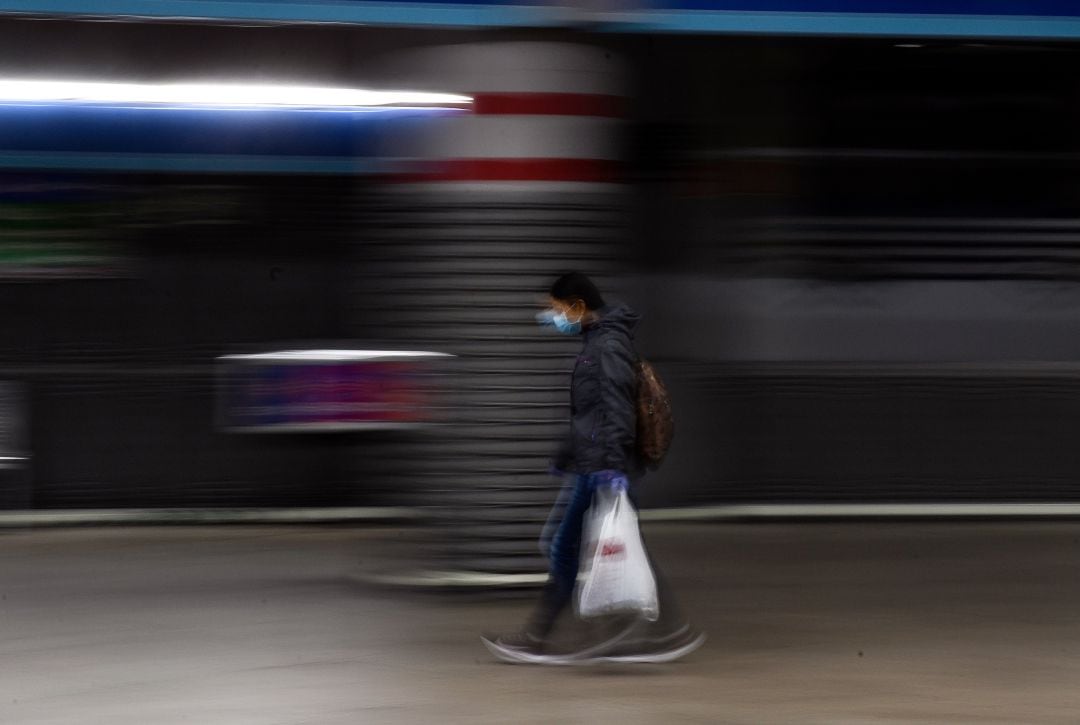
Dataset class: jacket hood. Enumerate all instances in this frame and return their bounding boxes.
[590,304,640,338]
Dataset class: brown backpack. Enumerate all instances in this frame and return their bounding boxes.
[636,359,674,469]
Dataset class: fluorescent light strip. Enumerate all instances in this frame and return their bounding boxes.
[0,80,472,109]
[220,349,453,362]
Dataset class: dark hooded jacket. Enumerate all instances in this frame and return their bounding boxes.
[554,304,641,476]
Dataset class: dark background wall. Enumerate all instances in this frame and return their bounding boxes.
[625,37,1080,506]
[5,19,1080,508]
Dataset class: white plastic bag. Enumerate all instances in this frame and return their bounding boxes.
[576,486,659,621]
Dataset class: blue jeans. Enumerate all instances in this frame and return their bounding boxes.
[531,473,640,637]
[540,473,600,608]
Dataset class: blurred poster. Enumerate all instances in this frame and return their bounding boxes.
[217,350,446,432]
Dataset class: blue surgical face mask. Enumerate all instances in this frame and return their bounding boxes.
[552,311,582,336]
[536,307,583,335]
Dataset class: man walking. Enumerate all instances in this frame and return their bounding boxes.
[483,272,704,665]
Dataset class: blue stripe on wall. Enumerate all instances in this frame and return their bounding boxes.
[0,104,458,158]
[3,0,1080,31]
[5,0,1080,17]
[0,151,390,174]
[0,0,562,26]
[0,104,460,174]
[650,1,1080,16]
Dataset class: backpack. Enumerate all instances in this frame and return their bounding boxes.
[635,359,674,469]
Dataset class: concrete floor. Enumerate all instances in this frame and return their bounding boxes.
[0,521,1078,724]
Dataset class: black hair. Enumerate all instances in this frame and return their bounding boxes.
[550,272,605,310]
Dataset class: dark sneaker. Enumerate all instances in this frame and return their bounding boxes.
[558,614,640,661]
[482,616,640,666]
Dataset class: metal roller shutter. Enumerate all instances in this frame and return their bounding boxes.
[351,187,622,580]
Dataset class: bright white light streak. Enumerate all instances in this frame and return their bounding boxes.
[0,80,472,109]
[220,350,454,362]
